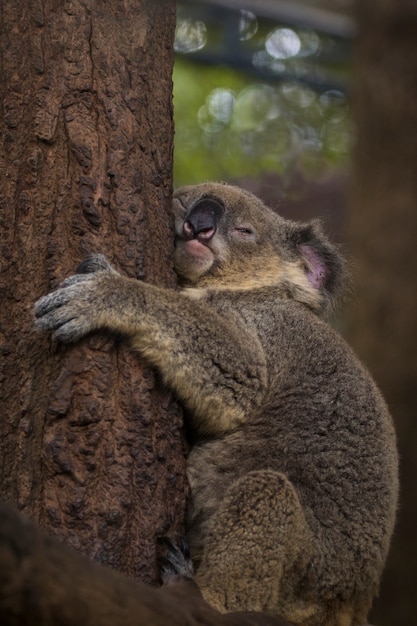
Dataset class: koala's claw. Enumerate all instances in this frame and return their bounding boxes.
[158,535,195,582]
[51,317,91,343]
[77,254,116,275]
[34,281,86,318]
[34,309,93,343]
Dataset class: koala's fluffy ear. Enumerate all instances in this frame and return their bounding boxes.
[293,220,347,311]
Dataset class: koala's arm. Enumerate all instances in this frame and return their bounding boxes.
[34,259,267,435]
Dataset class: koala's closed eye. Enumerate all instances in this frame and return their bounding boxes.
[232,226,257,240]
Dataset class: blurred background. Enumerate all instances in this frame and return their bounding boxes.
[172,1,417,625]
[173,0,353,240]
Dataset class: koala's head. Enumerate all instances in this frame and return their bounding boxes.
[172,182,346,313]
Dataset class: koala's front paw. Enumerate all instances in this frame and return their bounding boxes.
[34,273,105,343]
[34,255,119,343]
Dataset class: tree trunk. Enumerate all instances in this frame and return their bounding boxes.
[0,0,187,585]
[348,1,417,624]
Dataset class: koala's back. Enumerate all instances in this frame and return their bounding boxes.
[187,292,398,606]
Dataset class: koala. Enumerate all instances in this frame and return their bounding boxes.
[34,182,398,626]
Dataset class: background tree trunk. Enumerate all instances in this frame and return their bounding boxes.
[0,500,292,626]
[0,0,186,585]
[348,1,417,623]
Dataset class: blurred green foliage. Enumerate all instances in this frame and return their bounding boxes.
[173,57,352,186]
[173,0,353,188]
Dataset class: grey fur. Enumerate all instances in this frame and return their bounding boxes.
[34,182,398,626]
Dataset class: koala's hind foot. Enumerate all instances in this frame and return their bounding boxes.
[158,534,195,583]
[194,470,315,623]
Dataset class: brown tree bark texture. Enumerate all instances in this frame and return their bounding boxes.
[0,0,187,585]
[349,1,417,624]
[0,499,294,626]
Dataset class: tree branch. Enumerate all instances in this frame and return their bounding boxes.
[0,499,293,626]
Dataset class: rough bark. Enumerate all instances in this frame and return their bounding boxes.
[0,499,294,626]
[0,0,187,585]
[348,1,417,624]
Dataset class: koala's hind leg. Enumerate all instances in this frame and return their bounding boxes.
[195,470,315,623]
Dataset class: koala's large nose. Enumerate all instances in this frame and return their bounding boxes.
[183,198,224,242]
